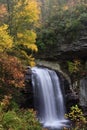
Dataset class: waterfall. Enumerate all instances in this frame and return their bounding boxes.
[32,67,68,129]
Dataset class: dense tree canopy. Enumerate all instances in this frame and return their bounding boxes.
[36,1,87,56]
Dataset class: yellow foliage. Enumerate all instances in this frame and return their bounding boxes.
[67,59,81,74]
[65,105,86,122]
[17,30,36,43]
[29,55,36,67]
[0,24,13,52]
[17,30,38,52]
[29,44,38,52]
[63,5,69,11]
[24,0,40,24]
[13,0,40,26]
[17,33,23,38]
[29,60,36,67]
[65,105,87,130]
[7,0,40,54]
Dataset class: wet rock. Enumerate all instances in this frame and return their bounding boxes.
[79,76,87,107]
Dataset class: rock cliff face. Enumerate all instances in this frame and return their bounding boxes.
[37,39,87,61]
[57,38,87,60]
[79,77,87,107]
[37,28,87,61]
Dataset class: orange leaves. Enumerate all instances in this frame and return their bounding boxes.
[0,53,25,88]
[0,4,7,18]
[1,95,12,108]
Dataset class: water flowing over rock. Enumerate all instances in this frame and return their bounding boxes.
[31,67,68,129]
[36,60,72,90]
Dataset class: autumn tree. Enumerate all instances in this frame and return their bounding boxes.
[5,0,40,65]
[0,24,13,52]
[0,54,24,88]
[0,53,25,102]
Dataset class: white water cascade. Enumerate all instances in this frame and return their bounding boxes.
[32,67,68,129]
